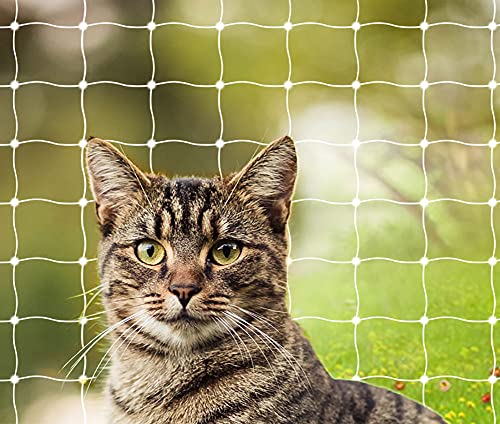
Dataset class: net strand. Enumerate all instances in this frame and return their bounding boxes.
[147,0,157,174]
[78,0,89,421]
[352,0,362,382]
[216,0,224,179]
[420,0,430,404]
[0,21,495,30]
[285,0,293,313]
[10,1,20,422]
[0,80,496,90]
[0,138,496,149]
[488,0,498,419]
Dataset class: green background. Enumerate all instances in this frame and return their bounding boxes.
[0,0,500,422]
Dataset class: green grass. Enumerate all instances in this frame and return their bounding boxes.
[289,257,500,423]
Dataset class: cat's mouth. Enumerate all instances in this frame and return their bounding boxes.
[152,309,203,325]
[140,307,222,348]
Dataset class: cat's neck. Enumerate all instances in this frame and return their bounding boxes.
[108,311,298,389]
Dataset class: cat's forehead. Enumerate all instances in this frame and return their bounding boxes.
[121,175,243,244]
[165,176,217,200]
[159,176,224,216]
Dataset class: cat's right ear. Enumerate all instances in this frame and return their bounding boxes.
[228,136,297,234]
[85,138,150,224]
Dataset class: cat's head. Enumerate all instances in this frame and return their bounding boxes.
[86,137,297,350]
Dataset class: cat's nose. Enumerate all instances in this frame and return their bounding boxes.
[169,283,201,308]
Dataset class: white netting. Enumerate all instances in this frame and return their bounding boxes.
[0,0,498,422]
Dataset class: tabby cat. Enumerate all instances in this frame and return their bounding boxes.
[85,136,445,423]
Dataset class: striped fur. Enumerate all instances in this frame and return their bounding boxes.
[85,136,445,423]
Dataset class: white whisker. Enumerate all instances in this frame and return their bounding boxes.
[223,313,277,379]
[212,316,246,364]
[88,313,154,394]
[63,310,145,378]
[224,311,311,390]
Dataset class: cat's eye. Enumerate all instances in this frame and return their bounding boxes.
[210,241,242,266]
[135,240,165,265]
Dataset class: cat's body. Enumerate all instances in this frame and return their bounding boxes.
[107,319,440,424]
[86,136,445,424]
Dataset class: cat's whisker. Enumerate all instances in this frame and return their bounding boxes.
[118,315,156,364]
[228,311,298,367]
[65,315,139,380]
[83,301,142,319]
[87,314,154,395]
[224,311,311,391]
[89,296,156,317]
[231,306,296,379]
[255,306,290,315]
[247,322,312,391]
[69,284,104,299]
[226,312,303,388]
[83,304,133,319]
[82,286,105,312]
[86,318,140,393]
[82,310,108,319]
[64,311,133,370]
[216,316,254,370]
[224,318,256,372]
[63,310,146,378]
[223,313,279,380]
[232,305,282,335]
[212,316,246,365]
[222,313,276,376]
[104,294,153,302]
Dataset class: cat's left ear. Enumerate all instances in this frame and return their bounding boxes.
[85,138,151,225]
[229,136,297,233]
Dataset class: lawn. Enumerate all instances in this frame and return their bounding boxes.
[290,253,499,423]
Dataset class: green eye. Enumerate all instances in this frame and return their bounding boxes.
[136,240,165,265]
[211,241,242,266]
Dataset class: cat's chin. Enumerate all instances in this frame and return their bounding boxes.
[142,313,221,349]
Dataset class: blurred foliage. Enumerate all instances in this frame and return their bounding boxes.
[1,0,500,422]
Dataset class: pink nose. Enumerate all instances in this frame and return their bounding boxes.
[168,283,201,308]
